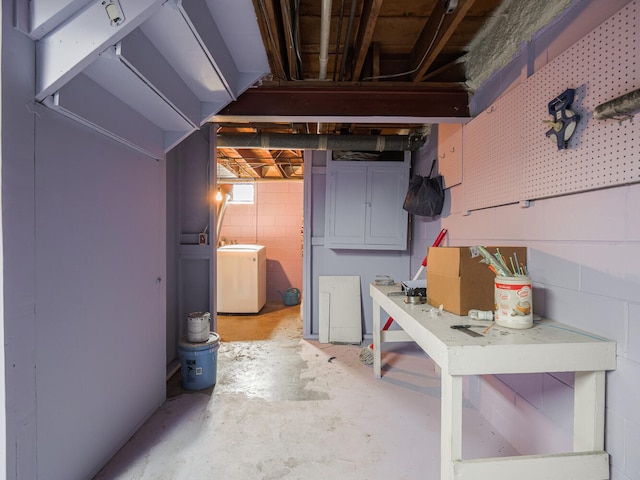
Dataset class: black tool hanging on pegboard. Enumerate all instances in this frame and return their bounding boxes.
[544,88,580,150]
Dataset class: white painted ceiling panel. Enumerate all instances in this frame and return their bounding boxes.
[140,3,231,105]
[36,0,163,101]
[118,29,201,127]
[47,73,165,159]
[83,49,193,132]
[29,0,92,39]
[35,0,270,157]
[204,0,269,74]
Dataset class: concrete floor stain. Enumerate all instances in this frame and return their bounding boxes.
[168,302,328,401]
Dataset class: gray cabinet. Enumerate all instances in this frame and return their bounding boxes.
[324,151,410,250]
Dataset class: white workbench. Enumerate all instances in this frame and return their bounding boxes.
[370,283,616,480]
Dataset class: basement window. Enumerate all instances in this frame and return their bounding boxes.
[230,183,254,204]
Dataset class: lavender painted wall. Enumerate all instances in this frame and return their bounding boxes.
[308,150,412,338]
[414,1,639,478]
[0,4,5,467]
[34,107,166,480]
[2,3,38,477]
[2,2,167,477]
[166,131,214,366]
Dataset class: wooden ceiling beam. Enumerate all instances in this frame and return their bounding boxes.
[280,0,299,79]
[236,148,283,178]
[217,148,261,178]
[372,42,381,80]
[218,84,470,118]
[409,0,477,82]
[252,0,288,79]
[419,56,465,82]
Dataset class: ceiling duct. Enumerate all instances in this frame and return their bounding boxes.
[216,133,425,151]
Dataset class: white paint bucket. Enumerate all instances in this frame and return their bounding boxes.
[494,276,533,329]
[187,311,211,342]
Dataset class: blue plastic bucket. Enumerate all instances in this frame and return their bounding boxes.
[178,332,220,390]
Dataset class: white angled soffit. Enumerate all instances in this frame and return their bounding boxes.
[190,0,270,120]
[42,73,166,160]
[35,0,164,101]
[29,0,94,39]
[117,28,202,128]
[36,0,270,157]
[140,0,269,124]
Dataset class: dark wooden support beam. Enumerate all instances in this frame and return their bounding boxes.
[252,0,288,79]
[218,83,470,118]
[372,42,380,81]
[420,57,465,82]
[280,0,299,79]
[351,0,384,81]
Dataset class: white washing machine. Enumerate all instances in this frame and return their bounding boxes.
[216,244,267,314]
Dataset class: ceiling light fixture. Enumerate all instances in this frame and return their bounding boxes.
[102,1,125,27]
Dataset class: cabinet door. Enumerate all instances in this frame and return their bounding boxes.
[366,165,408,248]
[325,154,409,250]
[325,164,367,246]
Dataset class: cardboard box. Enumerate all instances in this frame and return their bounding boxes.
[426,246,527,316]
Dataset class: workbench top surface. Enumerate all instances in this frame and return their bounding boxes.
[370,283,616,375]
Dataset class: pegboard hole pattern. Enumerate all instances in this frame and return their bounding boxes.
[464,1,639,210]
[437,124,463,188]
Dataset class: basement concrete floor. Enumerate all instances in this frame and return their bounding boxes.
[94,302,517,479]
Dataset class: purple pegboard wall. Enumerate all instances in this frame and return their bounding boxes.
[463,1,640,211]
[464,85,527,211]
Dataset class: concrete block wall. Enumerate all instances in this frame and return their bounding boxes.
[419,2,639,477]
[220,181,303,302]
[441,183,640,478]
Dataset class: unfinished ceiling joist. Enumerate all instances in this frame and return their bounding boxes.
[410,0,477,82]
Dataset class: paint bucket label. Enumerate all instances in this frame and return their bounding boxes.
[187,311,211,342]
[494,276,533,329]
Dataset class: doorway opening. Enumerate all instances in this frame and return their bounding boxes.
[215,179,305,340]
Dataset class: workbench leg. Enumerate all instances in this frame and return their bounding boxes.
[372,299,382,378]
[441,373,462,480]
[574,371,606,452]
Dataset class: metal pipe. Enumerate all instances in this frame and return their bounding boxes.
[319,0,333,79]
[594,88,640,121]
[216,133,425,151]
[216,193,231,241]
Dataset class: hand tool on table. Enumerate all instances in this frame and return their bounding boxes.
[450,324,484,337]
